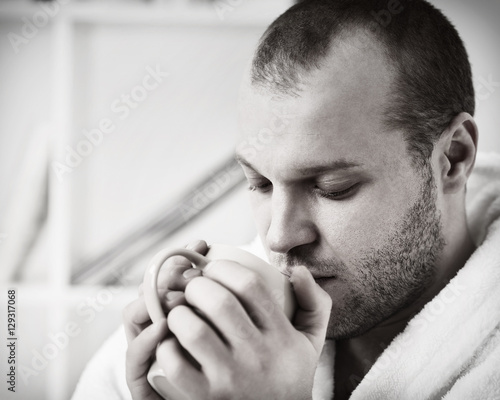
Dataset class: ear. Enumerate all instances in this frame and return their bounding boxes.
[436,112,478,194]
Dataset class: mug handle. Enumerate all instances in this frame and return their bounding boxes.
[143,248,210,324]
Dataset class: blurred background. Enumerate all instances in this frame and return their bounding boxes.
[0,0,499,399]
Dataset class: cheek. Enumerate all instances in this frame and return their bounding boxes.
[249,196,271,240]
[315,187,415,261]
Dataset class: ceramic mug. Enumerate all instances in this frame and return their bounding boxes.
[142,243,296,399]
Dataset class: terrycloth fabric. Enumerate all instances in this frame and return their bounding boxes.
[72,325,132,400]
[348,152,500,400]
[71,152,500,400]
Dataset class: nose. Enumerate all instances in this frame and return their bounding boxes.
[265,189,317,254]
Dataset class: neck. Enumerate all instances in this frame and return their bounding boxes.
[334,220,476,398]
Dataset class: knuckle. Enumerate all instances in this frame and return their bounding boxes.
[212,290,234,312]
[168,305,208,343]
[210,366,239,400]
[184,276,206,299]
[156,284,169,299]
[122,299,138,322]
[158,261,180,282]
[201,289,235,318]
[167,304,185,326]
[162,264,194,292]
[165,255,194,273]
[185,321,209,343]
[236,271,263,294]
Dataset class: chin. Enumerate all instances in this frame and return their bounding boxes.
[326,322,372,341]
[320,282,386,340]
[320,287,366,339]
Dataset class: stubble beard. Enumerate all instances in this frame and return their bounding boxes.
[273,163,446,340]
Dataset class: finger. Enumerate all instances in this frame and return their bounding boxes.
[123,293,188,344]
[184,276,259,346]
[202,260,289,330]
[185,239,209,254]
[167,305,231,371]
[164,291,187,309]
[129,242,209,343]
[158,240,208,292]
[156,336,208,399]
[123,298,153,344]
[162,259,202,292]
[290,266,332,353]
[126,319,169,386]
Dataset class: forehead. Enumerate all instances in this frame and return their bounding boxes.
[237,33,406,175]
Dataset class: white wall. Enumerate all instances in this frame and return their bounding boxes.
[69,22,263,276]
[431,0,500,154]
[0,2,290,399]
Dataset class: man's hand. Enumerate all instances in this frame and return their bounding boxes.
[123,240,209,400]
[157,260,332,400]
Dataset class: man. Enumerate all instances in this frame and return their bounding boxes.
[72,0,500,399]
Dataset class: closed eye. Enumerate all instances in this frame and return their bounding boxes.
[315,182,361,200]
[248,181,272,193]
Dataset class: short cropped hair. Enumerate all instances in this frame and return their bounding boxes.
[251,0,475,165]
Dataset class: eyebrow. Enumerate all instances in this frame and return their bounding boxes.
[234,154,363,176]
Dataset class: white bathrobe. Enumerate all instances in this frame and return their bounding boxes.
[72,152,500,400]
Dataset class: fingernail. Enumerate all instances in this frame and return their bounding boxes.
[183,268,201,279]
[186,240,202,250]
[165,291,183,301]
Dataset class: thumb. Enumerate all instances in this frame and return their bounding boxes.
[290,265,332,353]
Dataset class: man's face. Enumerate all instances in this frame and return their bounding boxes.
[236,37,445,339]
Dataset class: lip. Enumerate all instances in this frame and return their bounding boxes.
[278,265,336,280]
[313,275,336,281]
